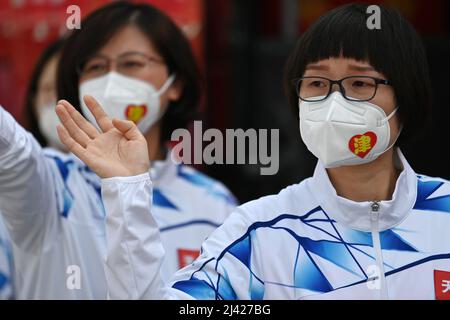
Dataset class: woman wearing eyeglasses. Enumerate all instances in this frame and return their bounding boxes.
[56,3,450,299]
[0,2,236,299]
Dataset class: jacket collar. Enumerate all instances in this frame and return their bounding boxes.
[308,148,417,232]
[149,150,177,187]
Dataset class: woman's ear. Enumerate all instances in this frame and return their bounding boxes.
[167,77,184,102]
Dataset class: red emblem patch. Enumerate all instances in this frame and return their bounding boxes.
[177,249,200,269]
[125,104,147,124]
[348,131,377,158]
[434,270,450,300]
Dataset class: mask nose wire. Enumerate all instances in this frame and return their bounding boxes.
[325,90,343,121]
[103,72,118,98]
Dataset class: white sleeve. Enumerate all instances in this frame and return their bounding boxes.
[0,106,58,250]
[101,173,190,299]
[0,217,14,300]
[101,173,256,300]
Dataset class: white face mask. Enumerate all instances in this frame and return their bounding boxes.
[37,103,67,151]
[299,92,400,168]
[79,71,176,133]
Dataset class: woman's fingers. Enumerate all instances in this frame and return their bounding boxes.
[112,118,143,141]
[56,125,90,164]
[83,95,114,133]
[55,104,91,148]
[58,100,100,139]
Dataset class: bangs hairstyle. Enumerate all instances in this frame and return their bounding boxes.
[57,1,201,142]
[284,3,432,146]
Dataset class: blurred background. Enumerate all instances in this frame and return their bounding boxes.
[0,0,449,203]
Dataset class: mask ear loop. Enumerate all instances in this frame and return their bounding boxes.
[144,74,177,135]
[380,107,399,126]
[378,107,403,155]
[154,74,177,96]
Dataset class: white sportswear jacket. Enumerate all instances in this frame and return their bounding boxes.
[101,148,450,300]
[0,106,236,299]
[0,216,14,299]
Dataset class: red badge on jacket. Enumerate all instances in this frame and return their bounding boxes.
[434,270,450,300]
[178,249,200,269]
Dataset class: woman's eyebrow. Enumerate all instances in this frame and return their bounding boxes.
[118,50,148,57]
[348,64,375,72]
[305,64,329,71]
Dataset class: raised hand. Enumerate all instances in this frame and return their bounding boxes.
[55,95,150,178]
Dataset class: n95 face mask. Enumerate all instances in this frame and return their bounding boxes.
[79,71,175,134]
[299,92,399,168]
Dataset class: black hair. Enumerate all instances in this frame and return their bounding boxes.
[284,3,432,147]
[22,38,65,147]
[57,1,201,143]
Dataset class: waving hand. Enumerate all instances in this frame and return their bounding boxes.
[55,96,149,178]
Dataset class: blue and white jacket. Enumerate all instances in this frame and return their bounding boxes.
[0,106,236,299]
[102,148,450,300]
[0,217,14,299]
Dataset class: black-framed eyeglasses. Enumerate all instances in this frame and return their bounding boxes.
[293,76,392,102]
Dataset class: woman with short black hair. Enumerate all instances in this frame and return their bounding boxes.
[56,3,450,299]
[284,3,432,148]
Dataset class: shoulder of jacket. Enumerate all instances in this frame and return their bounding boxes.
[416,173,450,185]
[236,179,310,220]
[174,164,238,205]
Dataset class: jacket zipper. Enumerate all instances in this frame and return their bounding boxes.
[370,201,388,299]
